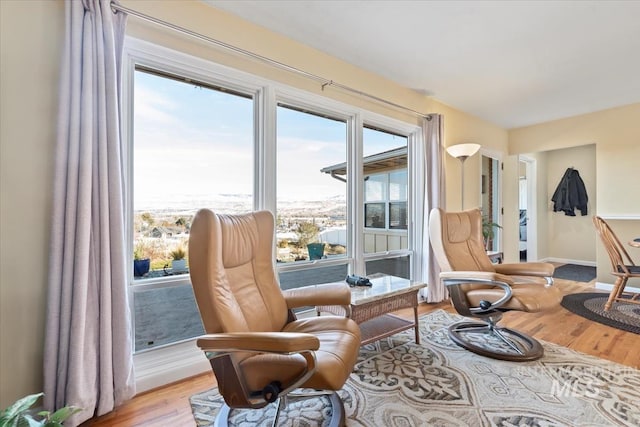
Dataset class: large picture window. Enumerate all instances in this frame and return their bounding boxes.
[131,67,254,351]
[124,44,420,354]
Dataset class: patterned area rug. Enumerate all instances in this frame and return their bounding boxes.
[190,310,640,426]
[561,292,640,334]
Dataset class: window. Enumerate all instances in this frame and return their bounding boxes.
[131,67,254,351]
[362,126,408,246]
[364,171,408,230]
[125,43,420,354]
[364,202,385,228]
[133,68,254,279]
[276,105,347,268]
[361,127,410,278]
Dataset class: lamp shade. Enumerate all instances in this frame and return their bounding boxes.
[446,143,481,160]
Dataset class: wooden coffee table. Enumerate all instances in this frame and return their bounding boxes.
[317,274,426,345]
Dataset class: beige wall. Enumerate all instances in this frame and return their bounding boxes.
[0,0,507,406]
[509,104,640,278]
[440,106,509,211]
[532,151,551,261]
[1,1,64,407]
[545,144,597,263]
[510,103,640,216]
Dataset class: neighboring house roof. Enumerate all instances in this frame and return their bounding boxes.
[320,146,407,179]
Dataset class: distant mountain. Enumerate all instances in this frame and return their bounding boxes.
[135,193,346,218]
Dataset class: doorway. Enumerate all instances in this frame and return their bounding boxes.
[481,153,501,252]
[518,156,537,261]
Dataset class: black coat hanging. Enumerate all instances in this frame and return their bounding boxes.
[551,167,588,216]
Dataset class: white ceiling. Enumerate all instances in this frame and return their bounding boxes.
[207,1,640,129]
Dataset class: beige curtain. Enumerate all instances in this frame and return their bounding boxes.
[419,114,447,302]
[44,1,134,425]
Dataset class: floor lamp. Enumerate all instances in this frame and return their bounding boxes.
[446,143,481,210]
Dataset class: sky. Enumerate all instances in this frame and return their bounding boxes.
[133,70,406,210]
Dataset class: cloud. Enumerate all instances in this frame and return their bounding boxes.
[134,85,180,127]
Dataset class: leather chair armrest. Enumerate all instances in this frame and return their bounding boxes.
[494,262,554,278]
[440,270,515,285]
[196,332,320,353]
[282,282,351,309]
[439,271,514,314]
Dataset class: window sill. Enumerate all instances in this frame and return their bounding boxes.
[133,339,209,393]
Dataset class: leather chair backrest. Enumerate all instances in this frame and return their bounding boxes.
[188,209,288,334]
[429,208,496,273]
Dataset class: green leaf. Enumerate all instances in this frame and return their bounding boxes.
[23,414,46,427]
[0,413,19,427]
[48,407,80,423]
[1,394,43,421]
[1,394,77,427]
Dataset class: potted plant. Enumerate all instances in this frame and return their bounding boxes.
[133,241,151,277]
[482,217,502,250]
[295,221,322,260]
[170,246,187,272]
[307,242,325,260]
[0,392,80,426]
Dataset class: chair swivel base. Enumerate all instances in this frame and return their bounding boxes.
[213,390,345,427]
[448,321,544,362]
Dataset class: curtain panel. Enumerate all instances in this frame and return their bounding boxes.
[44,1,134,425]
[419,115,447,302]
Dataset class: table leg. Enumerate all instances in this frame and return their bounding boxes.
[413,305,420,344]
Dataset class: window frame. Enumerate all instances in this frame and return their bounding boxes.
[121,36,423,389]
[273,96,354,274]
[364,170,409,231]
[360,123,414,273]
[122,37,267,285]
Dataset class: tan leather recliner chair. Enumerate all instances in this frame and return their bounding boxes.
[188,209,361,427]
[429,208,562,361]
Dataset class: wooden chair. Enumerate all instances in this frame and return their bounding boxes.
[592,216,640,310]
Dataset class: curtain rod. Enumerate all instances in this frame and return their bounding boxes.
[109,1,430,119]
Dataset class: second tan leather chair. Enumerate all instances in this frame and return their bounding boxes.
[429,208,562,361]
[188,209,360,427]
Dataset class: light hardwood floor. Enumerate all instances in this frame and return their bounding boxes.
[85,278,640,426]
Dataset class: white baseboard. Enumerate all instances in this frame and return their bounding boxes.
[133,340,211,393]
[544,257,596,267]
[595,281,640,294]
